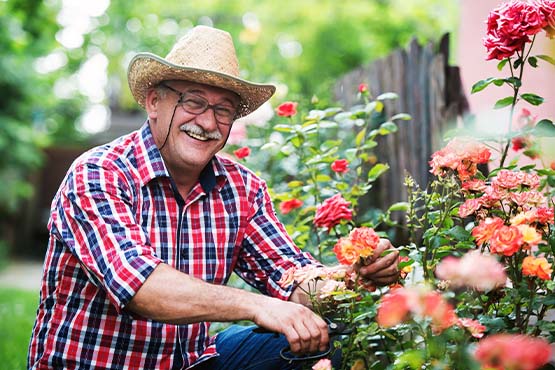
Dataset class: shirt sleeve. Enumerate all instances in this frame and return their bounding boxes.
[234,181,320,300]
[51,162,162,312]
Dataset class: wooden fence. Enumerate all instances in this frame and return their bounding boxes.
[334,34,469,238]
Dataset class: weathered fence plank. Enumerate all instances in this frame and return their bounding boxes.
[334,34,469,241]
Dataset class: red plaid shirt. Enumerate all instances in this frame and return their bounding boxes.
[28,122,316,369]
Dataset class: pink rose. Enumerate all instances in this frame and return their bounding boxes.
[457,318,486,338]
[474,334,552,370]
[435,251,507,291]
[358,83,368,93]
[312,358,332,370]
[458,198,483,218]
[313,194,352,231]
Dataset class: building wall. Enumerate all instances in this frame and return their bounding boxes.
[457,0,555,161]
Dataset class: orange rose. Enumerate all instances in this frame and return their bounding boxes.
[489,225,523,256]
[348,227,380,259]
[472,217,504,247]
[522,256,553,280]
[333,238,360,265]
[376,288,411,327]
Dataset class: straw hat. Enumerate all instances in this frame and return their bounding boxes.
[127,25,275,118]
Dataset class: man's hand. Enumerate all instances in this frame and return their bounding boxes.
[358,238,400,286]
[251,296,329,354]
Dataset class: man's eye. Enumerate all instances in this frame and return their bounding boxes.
[215,107,234,117]
[183,98,205,110]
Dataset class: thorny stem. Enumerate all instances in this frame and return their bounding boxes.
[499,37,535,167]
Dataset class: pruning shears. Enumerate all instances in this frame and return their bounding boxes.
[253,318,353,362]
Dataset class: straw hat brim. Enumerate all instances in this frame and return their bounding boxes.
[128,53,276,118]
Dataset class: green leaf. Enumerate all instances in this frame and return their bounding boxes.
[493,96,515,109]
[378,121,398,134]
[355,128,367,146]
[497,58,509,71]
[394,349,426,369]
[514,58,523,69]
[528,56,538,67]
[315,174,331,182]
[287,181,303,188]
[391,113,411,121]
[505,77,521,87]
[368,163,389,182]
[535,119,555,137]
[260,142,280,151]
[388,202,409,212]
[519,164,536,171]
[471,77,498,93]
[317,120,338,129]
[520,93,544,106]
[290,136,303,148]
[376,92,398,100]
[274,124,293,133]
[537,54,555,66]
[445,225,471,241]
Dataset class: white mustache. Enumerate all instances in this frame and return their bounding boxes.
[179,123,222,140]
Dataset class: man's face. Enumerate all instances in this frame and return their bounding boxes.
[146,80,240,173]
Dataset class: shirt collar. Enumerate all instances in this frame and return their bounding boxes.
[135,122,171,186]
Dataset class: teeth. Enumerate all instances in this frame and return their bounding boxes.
[185,131,209,141]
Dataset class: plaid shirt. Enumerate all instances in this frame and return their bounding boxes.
[28,122,316,369]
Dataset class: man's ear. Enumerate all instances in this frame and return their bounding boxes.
[145,88,159,120]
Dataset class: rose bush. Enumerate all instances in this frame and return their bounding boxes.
[231,1,555,369]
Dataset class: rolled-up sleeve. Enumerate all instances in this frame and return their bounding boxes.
[234,181,320,300]
[52,163,162,312]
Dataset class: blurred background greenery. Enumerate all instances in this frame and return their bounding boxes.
[0,0,459,368]
[0,0,458,261]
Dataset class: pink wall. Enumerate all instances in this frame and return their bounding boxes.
[457,0,555,162]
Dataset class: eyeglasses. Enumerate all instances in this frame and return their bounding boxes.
[160,83,237,126]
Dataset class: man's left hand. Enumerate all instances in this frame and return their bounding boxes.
[357,238,400,286]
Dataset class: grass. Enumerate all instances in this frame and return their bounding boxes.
[0,287,38,370]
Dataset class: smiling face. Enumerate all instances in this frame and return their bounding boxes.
[145,80,240,181]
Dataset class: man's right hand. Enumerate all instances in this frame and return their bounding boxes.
[251,296,329,354]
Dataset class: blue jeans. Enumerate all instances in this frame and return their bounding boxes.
[192,325,341,370]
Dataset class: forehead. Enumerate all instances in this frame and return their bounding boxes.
[168,80,240,104]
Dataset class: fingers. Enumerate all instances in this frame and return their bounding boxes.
[360,247,400,286]
[370,238,395,263]
[287,313,329,354]
[256,298,329,354]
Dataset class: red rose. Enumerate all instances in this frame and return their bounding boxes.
[331,159,349,174]
[512,136,528,151]
[484,1,546,60]
[276,102,298,117]
[233,146,251,159]
[279,199,303,214]
[313,194,352,231]
[358,83,368,93]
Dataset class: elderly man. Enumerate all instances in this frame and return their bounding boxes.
[28,26,399,369]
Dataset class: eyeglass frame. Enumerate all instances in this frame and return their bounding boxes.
[158,82,238,126]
